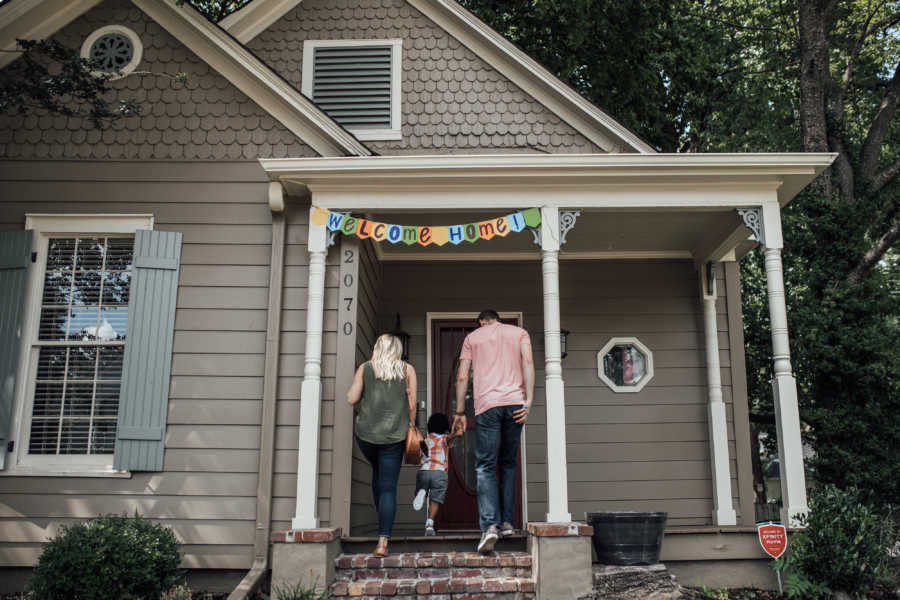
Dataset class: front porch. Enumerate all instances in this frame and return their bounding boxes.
[258,152,834,595]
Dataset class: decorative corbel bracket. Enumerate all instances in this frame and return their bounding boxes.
[268,182,285,213]
[736,208,763,245]
[528,209,582,247]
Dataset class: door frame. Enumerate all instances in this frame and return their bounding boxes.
[424,311,528,527]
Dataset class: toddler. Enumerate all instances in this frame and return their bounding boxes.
[412,412,461,535]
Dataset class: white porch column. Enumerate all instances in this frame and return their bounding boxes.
[540,206,572,523]
[700,265,738,525]
[760,203,808,527]
[293,206,328,529]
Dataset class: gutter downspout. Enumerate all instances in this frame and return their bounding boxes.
[228,183,286,599]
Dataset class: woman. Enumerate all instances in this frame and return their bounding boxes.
[347,333,417,556]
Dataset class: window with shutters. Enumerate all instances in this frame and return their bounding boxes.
[301,39,402,141]
[8,215,153,473]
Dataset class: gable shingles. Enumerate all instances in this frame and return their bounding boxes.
[248,0,603,155]
[0,0,318,160]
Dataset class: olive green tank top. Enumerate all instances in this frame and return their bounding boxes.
[355,362,408,445]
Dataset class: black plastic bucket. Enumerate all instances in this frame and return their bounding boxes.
[587,511,668,565]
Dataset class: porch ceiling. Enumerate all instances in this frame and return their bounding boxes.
[365,209,745,261]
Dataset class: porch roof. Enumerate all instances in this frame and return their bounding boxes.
[260,152,837,208]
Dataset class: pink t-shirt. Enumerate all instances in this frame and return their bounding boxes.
[459,322,529,415]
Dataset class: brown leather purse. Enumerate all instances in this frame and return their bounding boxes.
[404,424,424,465]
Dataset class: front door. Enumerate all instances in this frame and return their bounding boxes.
[430,318,523,530]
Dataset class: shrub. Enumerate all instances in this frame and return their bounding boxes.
[774,485,895,598]
[28,513,182,600]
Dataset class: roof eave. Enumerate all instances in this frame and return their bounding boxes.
[260,152,838,205]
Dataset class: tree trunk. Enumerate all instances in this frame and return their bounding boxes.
[798,0,833,197]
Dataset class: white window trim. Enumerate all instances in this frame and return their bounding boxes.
[4,214,153,477]
[301,39,403,141]
[80,25,144,79]
[596,336,654,393]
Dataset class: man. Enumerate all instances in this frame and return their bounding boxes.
[453,309,534,554]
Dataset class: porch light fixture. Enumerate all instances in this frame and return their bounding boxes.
[560,329,569,359]
[392,314,410,360]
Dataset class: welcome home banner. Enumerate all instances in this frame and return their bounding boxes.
[311,207,542,247]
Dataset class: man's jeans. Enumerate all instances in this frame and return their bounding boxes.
[475,405,524,531]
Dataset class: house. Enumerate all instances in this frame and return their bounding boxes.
[0,0,835,596]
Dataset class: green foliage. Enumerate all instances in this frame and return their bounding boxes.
[177,0,254,21]
[0,39,142,128]
[160,585,192,600]
[28,513,183,600]
[260,577,328,600]
[772,485,896,598]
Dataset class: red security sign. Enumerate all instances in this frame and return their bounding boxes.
[758,523,788,559]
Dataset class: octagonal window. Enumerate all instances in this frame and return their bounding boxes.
[597,337,654,393]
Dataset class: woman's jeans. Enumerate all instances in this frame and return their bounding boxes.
[475,405,523,531]
[355,437,405,538]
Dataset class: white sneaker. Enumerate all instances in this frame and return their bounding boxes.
[477,526,499,554]
[412,489,426,511]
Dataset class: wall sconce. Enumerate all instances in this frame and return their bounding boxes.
[392,313,410,361]
[560,329,569,359]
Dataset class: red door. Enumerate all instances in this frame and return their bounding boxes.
[431,318,523,531]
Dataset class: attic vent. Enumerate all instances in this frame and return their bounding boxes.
[80,25,143,78]
[89,34,133,73]
[302,40,402,141]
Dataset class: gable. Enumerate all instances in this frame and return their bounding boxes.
[247,0,603,155]
[0,0,316,160]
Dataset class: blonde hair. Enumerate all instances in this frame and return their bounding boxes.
[370,334,406,381]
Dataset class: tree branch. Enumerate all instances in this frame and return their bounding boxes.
[828,133,856,201]
[835,2,885,120]
[860,61,900,178]
[845,215,900,285]
[870,156,900,194]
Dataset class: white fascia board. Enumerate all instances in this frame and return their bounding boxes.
[132,0,370,157]
[261,152,836,208]
[407,0,657,154]
[0,0,103,68]
[219,0,303,44]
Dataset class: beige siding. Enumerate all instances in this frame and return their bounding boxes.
[0,0,316,161]
[248,0,601,155]
[0,161,277,569]
[348,240,383,534]
[374,260,738,531]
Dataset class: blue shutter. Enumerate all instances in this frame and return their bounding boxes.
[114,230,182,471]
[0,230,33,470]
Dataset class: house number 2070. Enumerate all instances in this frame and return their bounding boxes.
[342,249,355,336]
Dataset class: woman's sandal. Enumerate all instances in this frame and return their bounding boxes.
[373,536,389,557]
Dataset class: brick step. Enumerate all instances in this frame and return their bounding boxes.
[330,576,535,598]
[332,552,534,598]
[335,551,532,576]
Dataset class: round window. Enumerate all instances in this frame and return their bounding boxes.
[80,25,143,78]
[597,337,654,393]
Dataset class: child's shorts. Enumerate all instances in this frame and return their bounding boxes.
[415,469,448,504]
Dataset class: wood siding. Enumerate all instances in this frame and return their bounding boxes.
[348,240,383,534]
[0,161,292,569]
[248,0,601,155]
[371,260,740,531]
[0,0,316,161]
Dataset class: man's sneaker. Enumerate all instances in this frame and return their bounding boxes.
[477,526,499,554]
[425,524,436,536]
[412,489,426,511]
[500,523,515,537]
